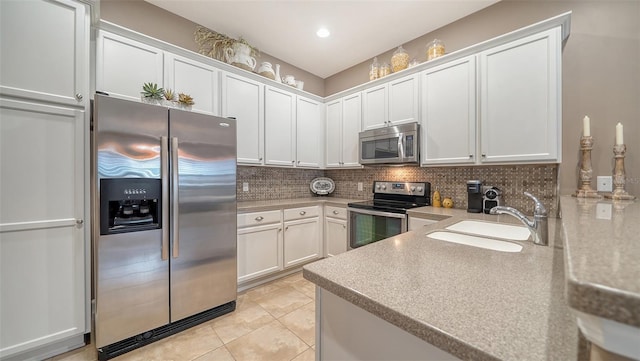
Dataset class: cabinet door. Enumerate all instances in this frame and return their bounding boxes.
[388,74,419,126]
[0,98,86,358]
[479,27,560,163]
[325,99,343,168]
[362,84,388,130]
[0,0,88,107]
[221,72,264,164]
[422,56,477,165]
[264,86,296,166]
[284,218,321,268]
[296,96,323,168]
[325,217,347,257]
[96,31,164,101]
[237,223,283,283]
[165,53,219,115]
[342,93,362,167]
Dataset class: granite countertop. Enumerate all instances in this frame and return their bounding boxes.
[560,196,640,327]
[237,197,356,212]
[303,208,578,361]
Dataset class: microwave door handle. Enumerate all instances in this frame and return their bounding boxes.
[397,134,405,160]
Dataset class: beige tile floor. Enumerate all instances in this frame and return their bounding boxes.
[49,272,316,361]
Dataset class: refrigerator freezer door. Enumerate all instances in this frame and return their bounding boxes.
[93,95,170,347]
[168,109,237,322]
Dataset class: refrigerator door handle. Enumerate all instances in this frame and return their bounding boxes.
[171,136,180,258]
[161,136,169,260]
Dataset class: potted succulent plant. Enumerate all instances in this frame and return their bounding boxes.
[177,93,195,110]
[141,82,164,104]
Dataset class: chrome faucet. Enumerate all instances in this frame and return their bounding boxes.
[489,192,549,246]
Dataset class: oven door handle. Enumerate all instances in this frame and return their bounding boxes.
[347,207,408,219]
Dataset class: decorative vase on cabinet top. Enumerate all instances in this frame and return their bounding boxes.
[258,62,275,80]
[224,42,257,71]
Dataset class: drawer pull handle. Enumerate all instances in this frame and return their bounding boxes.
[299,211,306,215]
[255,216,264,221]
[332,210,339,215]
[285,226,289,231]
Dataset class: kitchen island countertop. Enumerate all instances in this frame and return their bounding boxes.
[304,206,579,361]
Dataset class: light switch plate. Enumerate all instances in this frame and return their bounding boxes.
[596,203,612,220]
[597,176,613,192]
[358,182,363,191]
[242,182,249,192]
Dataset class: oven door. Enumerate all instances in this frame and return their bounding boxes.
[347,207,408,249]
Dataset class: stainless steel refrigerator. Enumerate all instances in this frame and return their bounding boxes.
[92,94,236,360]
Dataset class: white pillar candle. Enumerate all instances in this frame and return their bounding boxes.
[583,116,590,137]
[616,122,624,145]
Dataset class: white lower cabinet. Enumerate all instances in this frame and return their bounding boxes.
[237,210,283,284]
[324,205,348,257]
[284,206,321,268]
[408,217,438,232]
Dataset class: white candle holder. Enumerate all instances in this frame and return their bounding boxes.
[605,144,635,200]
[573,136,600,198]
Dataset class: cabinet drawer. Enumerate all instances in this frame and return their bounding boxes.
[238,210,281,227]
[284,206,319,221]
[325,205,347,220]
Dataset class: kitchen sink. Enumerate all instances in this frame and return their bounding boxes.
[427,231,523,253]
[445,220,530,241]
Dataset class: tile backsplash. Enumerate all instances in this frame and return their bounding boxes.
[238,164,559,217]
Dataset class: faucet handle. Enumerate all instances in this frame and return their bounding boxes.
[524,192,547,216]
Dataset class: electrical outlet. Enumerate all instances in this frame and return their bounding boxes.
[596,203,612,220]
[242,182,249,192]
[357,182,363,191]
[597,176,613,192]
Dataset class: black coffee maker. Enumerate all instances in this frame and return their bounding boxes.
[467,180,483,213]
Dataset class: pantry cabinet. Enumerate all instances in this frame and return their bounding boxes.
[362,73,419,131]
[221,72,264,165]
[421,56,477,165]
[237,210,283,283]
[96,30,164,101]
[164,53,219,115]
[324,205,348,257]
[478,27,561,163]
[326,93,361,168]
[283,206,322,268]
[264,86,297,166]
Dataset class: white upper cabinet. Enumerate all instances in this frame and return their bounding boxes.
[264,86,296,166]
[296,96,324,168]
[388,74,420,126]
[362,84,387,130]
[326,94,361,168]
[0,0,89,107]
[478,27,561,163]
[96,31,164,101]
[221,72,264,165]
[362,73,419,131]
[421,56,477,165]
[164,53,219,115]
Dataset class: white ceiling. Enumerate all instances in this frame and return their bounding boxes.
[145,0,499,79]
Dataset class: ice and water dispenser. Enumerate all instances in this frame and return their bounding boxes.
[99,178,162,235]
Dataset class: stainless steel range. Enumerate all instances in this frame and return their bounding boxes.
[347,181,430,249]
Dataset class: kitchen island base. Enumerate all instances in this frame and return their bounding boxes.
[315,287,461,361]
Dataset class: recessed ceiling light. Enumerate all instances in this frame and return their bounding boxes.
[316,28,330,38]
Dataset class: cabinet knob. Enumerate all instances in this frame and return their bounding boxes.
[255,216,264,221]
[285,226,289,231]
[299,211,306,215]
[292,160,295,164]
[333,210,339,215]
[259,157,263,161]
[469,154,474,158]
[482,153,487,158]
[342,224,346,229]
[75,93,83,101]
[297,160,300,164]
[76,219,84,226]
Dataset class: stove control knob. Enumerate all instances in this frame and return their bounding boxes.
[417,187,423,192]
[376,185,381,190]
[381,184,387,190]
[410,186,416,192]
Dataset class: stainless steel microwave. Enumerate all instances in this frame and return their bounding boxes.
[358,122,420,165]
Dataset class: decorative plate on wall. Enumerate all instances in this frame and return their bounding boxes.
[310,177,335,196]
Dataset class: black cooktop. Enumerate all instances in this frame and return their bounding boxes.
[347,199,428,214]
